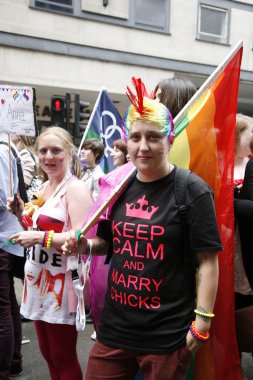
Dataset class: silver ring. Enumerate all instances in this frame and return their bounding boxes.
[11,239,16,245]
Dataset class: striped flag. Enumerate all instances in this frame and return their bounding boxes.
[78,89,123,173]
[170,41,243,380]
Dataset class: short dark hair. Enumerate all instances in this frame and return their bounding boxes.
[154,77,197,119]
[112,139,128,157]
[81,138,104,164]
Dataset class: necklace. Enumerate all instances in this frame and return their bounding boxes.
[47,171,72,201]
[32,172,72,228]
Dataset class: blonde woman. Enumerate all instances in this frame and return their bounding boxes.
[8,127,93,380]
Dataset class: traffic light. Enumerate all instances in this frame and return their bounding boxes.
[74,94,90,137]
[51,95,66,127]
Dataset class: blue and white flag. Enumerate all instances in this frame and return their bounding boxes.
[78,89,123,173]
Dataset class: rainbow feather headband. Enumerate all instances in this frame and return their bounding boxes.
[123,77,174,142]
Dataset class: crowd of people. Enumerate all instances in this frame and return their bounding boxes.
[0,76,252,380]
[234,114,253,371]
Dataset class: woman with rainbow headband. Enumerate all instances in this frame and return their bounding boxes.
[63,78,222,380]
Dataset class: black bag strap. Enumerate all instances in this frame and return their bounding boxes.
[174,167,190,219]
[0,142,28,203]
[174,167,196,274]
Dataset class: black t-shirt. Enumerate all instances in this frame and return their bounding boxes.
[97,167,222,354]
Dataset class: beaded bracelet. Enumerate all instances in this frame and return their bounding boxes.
[42,230,55,249]
[42,231,50,247]
[189,321,209,343]
[194,308,215,319]
[75,230,92,255]
[42,231,48,247]
[46,230,54,249]
[75,229,83,244]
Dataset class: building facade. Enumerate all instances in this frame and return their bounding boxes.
[1,0,253,129]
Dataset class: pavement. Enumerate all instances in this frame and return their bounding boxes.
[14,279,94,380]
[14,279,253,380]
[242,354,253,380]
[19,321,94,379]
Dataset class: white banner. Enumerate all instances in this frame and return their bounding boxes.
[0,85,36,136]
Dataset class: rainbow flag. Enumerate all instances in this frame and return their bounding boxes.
[170,41,243,380]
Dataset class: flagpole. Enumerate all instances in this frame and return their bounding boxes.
[77,87,106,155]
[174,40,243,132]
[8,134,13,197]
[80,165,136,235]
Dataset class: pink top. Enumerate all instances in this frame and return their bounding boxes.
[21,175,79,323]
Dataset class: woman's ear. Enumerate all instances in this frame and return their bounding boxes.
[169,135,175,148]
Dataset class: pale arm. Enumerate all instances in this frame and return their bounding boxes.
[9,180,94,250]
[186,251,219,352]
[51,180,93,249]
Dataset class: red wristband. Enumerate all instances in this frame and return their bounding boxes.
[190,321,209,343]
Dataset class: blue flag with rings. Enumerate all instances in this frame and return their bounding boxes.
[79,89,123,173]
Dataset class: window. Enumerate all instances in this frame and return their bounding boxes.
[231,0,253,4]
[135,0,168,31]
[34,0,73,14]
[198,4,230,44]
[81,0,129,20]
[31,0,170,33]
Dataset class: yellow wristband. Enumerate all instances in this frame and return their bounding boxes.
[46,230,54,249]
[194,309,215,318]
